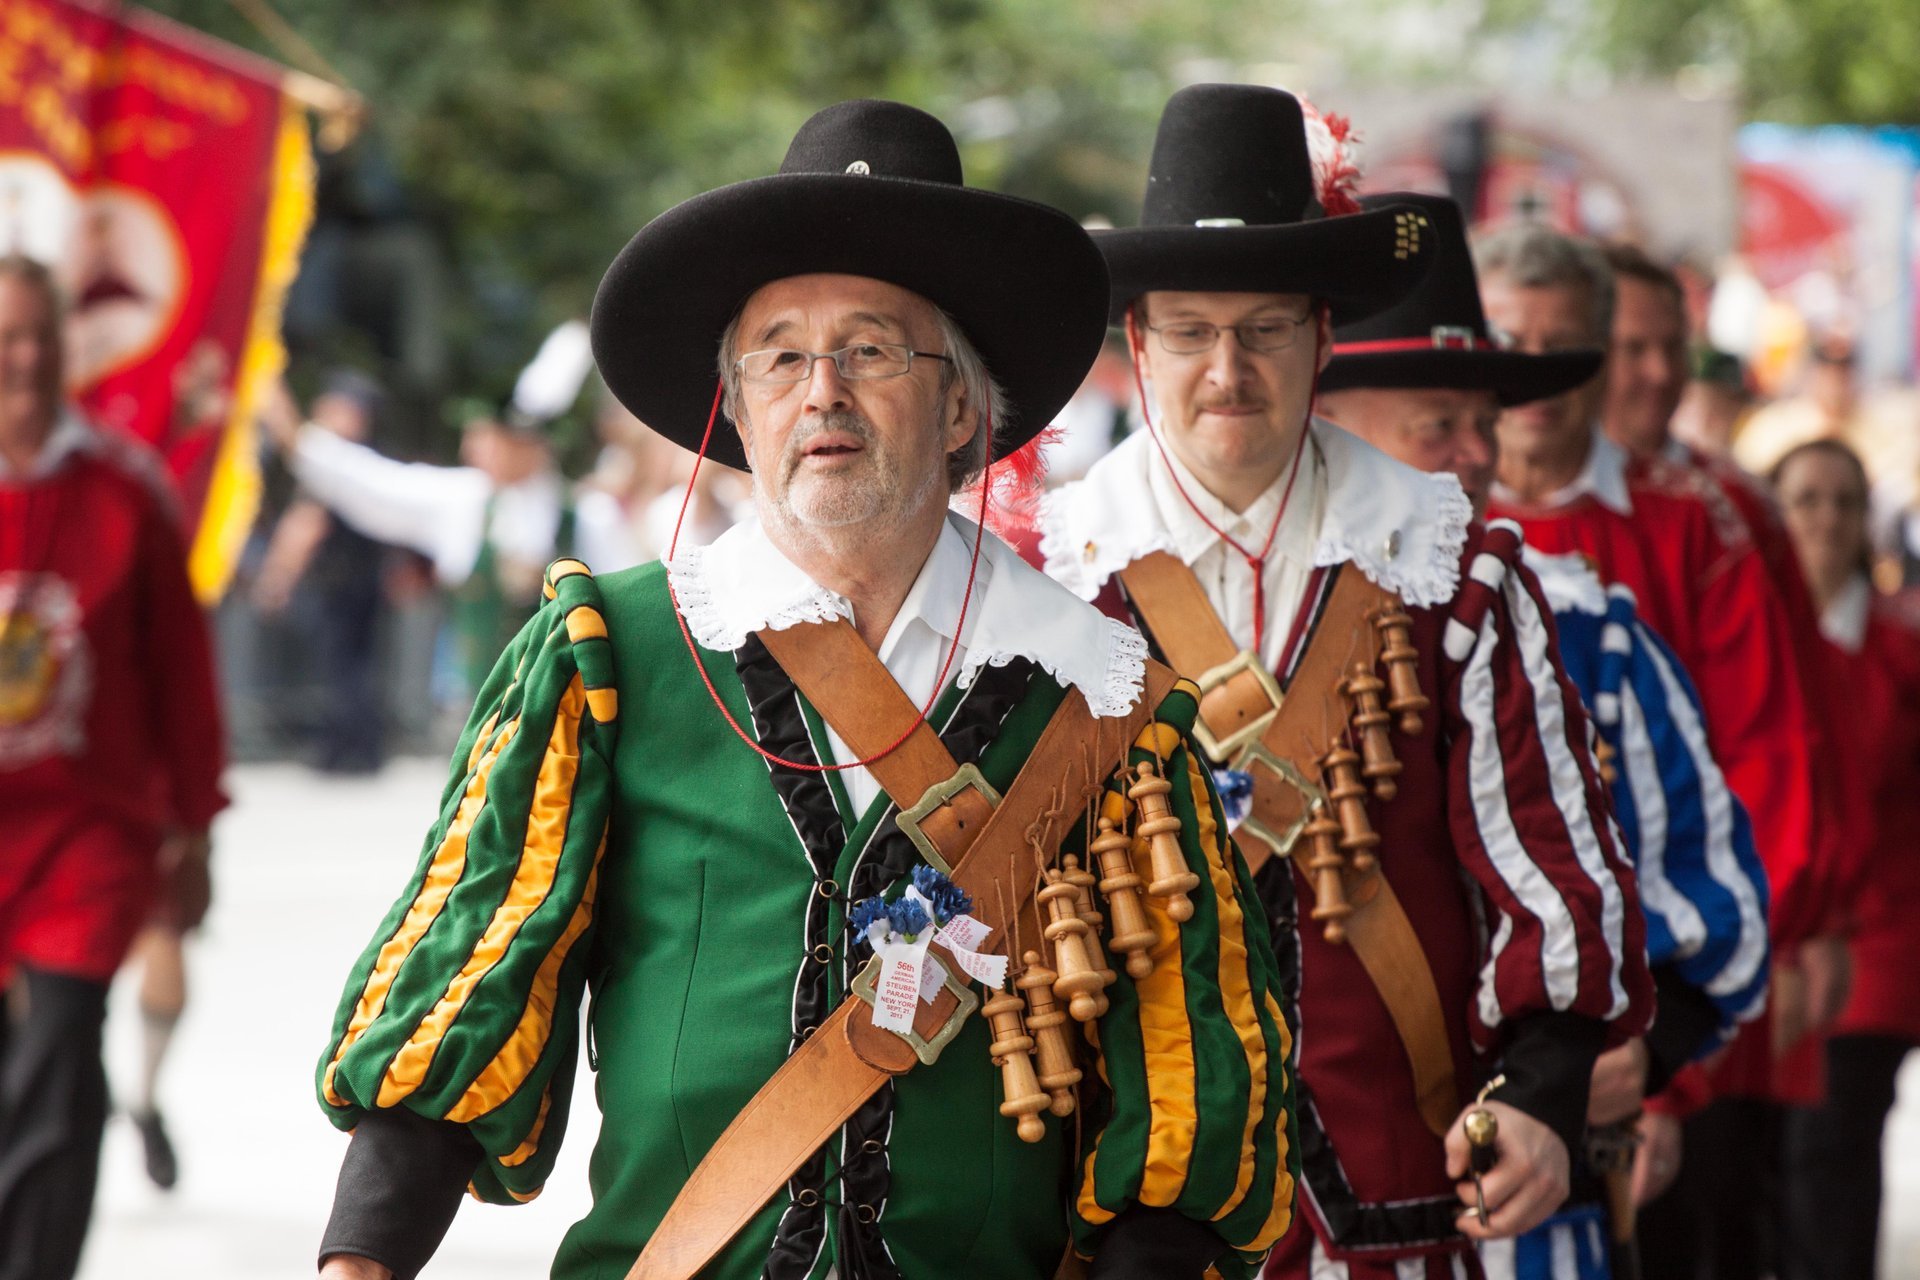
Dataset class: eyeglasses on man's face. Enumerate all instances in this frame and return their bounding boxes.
[735,343,951,385]
[1145,308,1316,356]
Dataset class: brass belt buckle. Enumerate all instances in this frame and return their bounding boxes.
[894,763,1001,875]
[1234,740,1329,857]
[1191,649,1286,764]
[849,952,981,1066]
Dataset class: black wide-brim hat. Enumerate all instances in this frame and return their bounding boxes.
[590,100,1110,471]
[1318,192,1602,406]
[1096,84,1434,326]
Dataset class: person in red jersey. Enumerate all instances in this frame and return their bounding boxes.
[1599,243,1853,1071]
[0,255,226,1280]
[1771,440,1920,1280]
[1474,226,1819,1280]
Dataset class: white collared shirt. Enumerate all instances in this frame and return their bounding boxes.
[1820,574,1872,653]
[668,510,1147,818]
[1145,432,1326,671]
[1489,427,1634,517]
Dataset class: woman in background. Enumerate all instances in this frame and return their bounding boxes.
[1775,438,1920,1280]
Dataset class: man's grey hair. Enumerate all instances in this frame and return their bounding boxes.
[1471,224,1615,345]
[717,300,1006,492]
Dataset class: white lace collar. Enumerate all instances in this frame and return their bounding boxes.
[1821,574,1872,653]
[1041,419,1472,609]
[666,510,1148,717]
[1491,428,1634,517]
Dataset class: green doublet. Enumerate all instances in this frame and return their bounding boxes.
[319,561,1298,1280]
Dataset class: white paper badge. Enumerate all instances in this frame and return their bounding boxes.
[870,928,932,1033]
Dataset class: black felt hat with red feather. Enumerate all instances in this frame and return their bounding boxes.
[1096,85,1434,326]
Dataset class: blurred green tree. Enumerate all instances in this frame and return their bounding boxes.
[148,0,1283,398]
[1481,0,1920,125]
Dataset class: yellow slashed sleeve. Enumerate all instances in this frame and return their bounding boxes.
[316,564,620,1203]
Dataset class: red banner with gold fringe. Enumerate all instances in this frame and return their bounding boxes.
[0,0,314,598]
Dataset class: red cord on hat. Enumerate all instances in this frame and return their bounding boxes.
[664,379,990,772]
[1124,306,1322,656]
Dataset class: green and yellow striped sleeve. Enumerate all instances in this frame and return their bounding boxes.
[1073,680,1300,1278]
[315,560,619,1205]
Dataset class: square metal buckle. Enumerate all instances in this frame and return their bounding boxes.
[849,951,981,1066]
[1191,649,1286,765]
[893,763,1001,875]
[1234,740,1329,858]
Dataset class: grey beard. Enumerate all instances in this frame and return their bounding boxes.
[756,408,943,533]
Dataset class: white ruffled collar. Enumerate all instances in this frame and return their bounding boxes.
[1821,574,1872,653]
[1041,419,1472,609]
[666,510,1148,717]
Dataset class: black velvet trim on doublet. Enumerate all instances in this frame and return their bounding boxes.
[1295,1084,1463,1251]
[738,641,1036,1279]
[735,635,844,1279]
[318,1109,481,1280]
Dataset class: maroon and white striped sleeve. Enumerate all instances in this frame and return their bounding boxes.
[1441,521,1654,1054]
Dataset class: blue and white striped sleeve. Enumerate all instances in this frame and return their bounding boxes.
[1587,586,1771,1047]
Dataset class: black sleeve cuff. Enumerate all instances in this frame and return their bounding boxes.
[1644,965,1722,1093]
[1087,1205,1230,1280]
[1493,1011,1608,1157]
[318,1109,482,1280]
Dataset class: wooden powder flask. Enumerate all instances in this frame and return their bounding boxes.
[1061,854,1115,1014]
[1129,760,1199,922]
[1017,950,1082,1117]
[1301,803,1352,944]
[983,989,1049,1142]
[1372,608,1429,735]
[1320,744,1380,874]
[1038,869,1106,1022]
[1341,660,1402,801]
[1090,817,1156,980]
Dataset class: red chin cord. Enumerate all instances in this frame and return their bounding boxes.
[664,379,991,773]
[1124,306,1324,657]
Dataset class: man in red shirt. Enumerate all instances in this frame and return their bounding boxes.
[1476,227,1819,1280]
[1600,246,1852,1050]
[0,255,226,1279]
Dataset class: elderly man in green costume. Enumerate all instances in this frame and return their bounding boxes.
[314,100,1297,1280]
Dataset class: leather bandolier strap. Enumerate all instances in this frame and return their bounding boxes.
[1118,551,1460,1137]
[627,618,1178,1280]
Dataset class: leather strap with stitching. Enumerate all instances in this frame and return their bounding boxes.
[628,619,1178,1280]
[1119,552,1460,1137]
